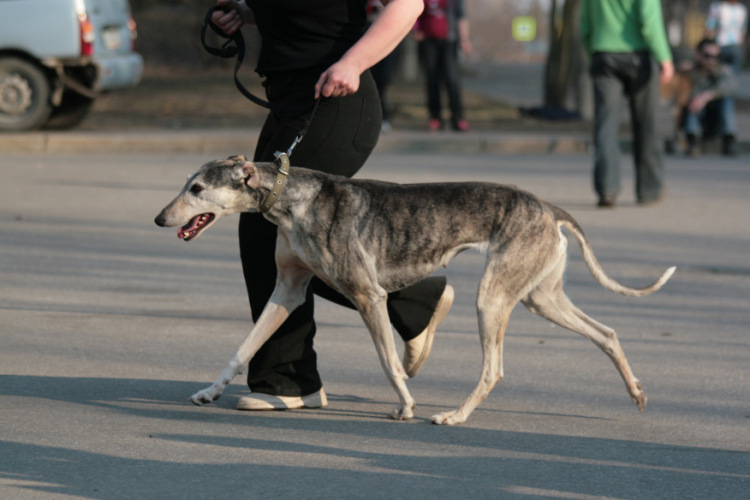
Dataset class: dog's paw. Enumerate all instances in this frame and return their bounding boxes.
[430,410,465,425]
[189,386,222,406]
[632,393,647,412]
[630,379,647,411]
[388,403,415,421]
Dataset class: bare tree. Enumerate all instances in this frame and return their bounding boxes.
[539,0,598,120]
[543,0,585,110]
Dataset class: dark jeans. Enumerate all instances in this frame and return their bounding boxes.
[683,98,735,138]
[590,52,664,203]
[717,44,744,139]
[420,38,465,124]
[240,69,446,397]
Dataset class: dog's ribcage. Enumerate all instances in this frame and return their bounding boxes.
[283,174,559,294]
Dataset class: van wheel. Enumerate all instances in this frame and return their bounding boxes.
[44,91,95,130]
[0,57,53,132]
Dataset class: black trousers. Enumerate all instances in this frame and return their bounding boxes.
[420,38,465,124]
[240,69,446,396]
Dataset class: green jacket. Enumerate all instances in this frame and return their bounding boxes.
[580,0,673,63]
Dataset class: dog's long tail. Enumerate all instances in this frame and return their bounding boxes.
[553,207,675,297]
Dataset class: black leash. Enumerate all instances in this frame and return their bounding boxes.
[201,5,321,159]
[201,5,273,110]
[202,6,323,212]
[283,96,321,157]
[260,96,321,212]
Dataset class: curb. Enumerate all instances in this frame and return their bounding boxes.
[0,129,259,156]
[0,128,592,156]
[2,129,748,156]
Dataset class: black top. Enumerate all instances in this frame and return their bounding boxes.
[249,0,368,76]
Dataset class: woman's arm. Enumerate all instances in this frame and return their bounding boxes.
[315,0,424,98]
[457,16,472,56]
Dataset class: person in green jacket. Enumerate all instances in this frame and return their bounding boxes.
[580,0,675,208]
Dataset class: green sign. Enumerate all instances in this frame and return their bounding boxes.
[512,16,537,42]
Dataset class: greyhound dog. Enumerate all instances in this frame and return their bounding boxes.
[155,155,674,425]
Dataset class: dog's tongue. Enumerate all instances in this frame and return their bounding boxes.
[177,215,202,240]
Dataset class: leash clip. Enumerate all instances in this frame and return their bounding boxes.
[286,136,302,157]
[274,151,291,175]
[285,96,323,157]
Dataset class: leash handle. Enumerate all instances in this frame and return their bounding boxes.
[201,5,272,110]
[201,6,241,59]
[200,6,321,163]
[201,5,318,114]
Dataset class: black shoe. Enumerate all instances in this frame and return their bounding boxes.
[638,191,665,207]
[597,196,616,208]
[721,134,737,156]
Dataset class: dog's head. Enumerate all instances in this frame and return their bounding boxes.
[154,155,263,241]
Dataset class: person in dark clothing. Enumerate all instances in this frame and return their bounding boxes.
[683,38,739,156]
[211,0,454,411]
[413,0,472,132]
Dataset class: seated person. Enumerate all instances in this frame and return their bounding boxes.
[683,38,738,156]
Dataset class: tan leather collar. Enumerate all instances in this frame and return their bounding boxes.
[259,152,291,213]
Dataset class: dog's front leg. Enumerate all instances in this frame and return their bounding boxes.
[190,265,313,406]
[189,300,294,405]
[356,290,416,421]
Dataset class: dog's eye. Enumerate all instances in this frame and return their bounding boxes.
[190,184,204,195]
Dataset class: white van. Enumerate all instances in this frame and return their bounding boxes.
[0,0,143,131]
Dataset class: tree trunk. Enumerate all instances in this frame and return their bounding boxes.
[543,0,585,111]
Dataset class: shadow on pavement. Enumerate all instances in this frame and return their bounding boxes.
[1,374,748,499]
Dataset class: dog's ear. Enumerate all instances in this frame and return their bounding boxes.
[242,162,260,189]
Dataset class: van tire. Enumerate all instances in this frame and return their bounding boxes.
[0,56,53,131]
[43,91,95,130]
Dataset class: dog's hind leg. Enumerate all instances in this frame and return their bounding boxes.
[354,287,416,421]
[431,221,567,426]
[431,252,525,425]
[431,291,514,425]
[521,256,647,410]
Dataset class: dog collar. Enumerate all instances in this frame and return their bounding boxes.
[259,152,290,213]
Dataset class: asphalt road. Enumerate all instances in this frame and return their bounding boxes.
[1,150,748,499]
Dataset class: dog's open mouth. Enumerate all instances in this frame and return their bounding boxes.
[178,213,215,241]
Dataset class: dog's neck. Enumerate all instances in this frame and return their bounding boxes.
[251,164,324,227]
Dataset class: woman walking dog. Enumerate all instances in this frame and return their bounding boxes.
[209,0,454,411]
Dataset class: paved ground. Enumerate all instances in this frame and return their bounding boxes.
[1,149,748,499]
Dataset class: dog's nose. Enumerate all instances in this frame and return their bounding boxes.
[154,213,166,227]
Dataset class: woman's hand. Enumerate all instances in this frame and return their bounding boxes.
[688,91,714,113]
[211,0,254,35]
[315,0,423,99]
[315,60,362,99]
[660,60,675,86]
